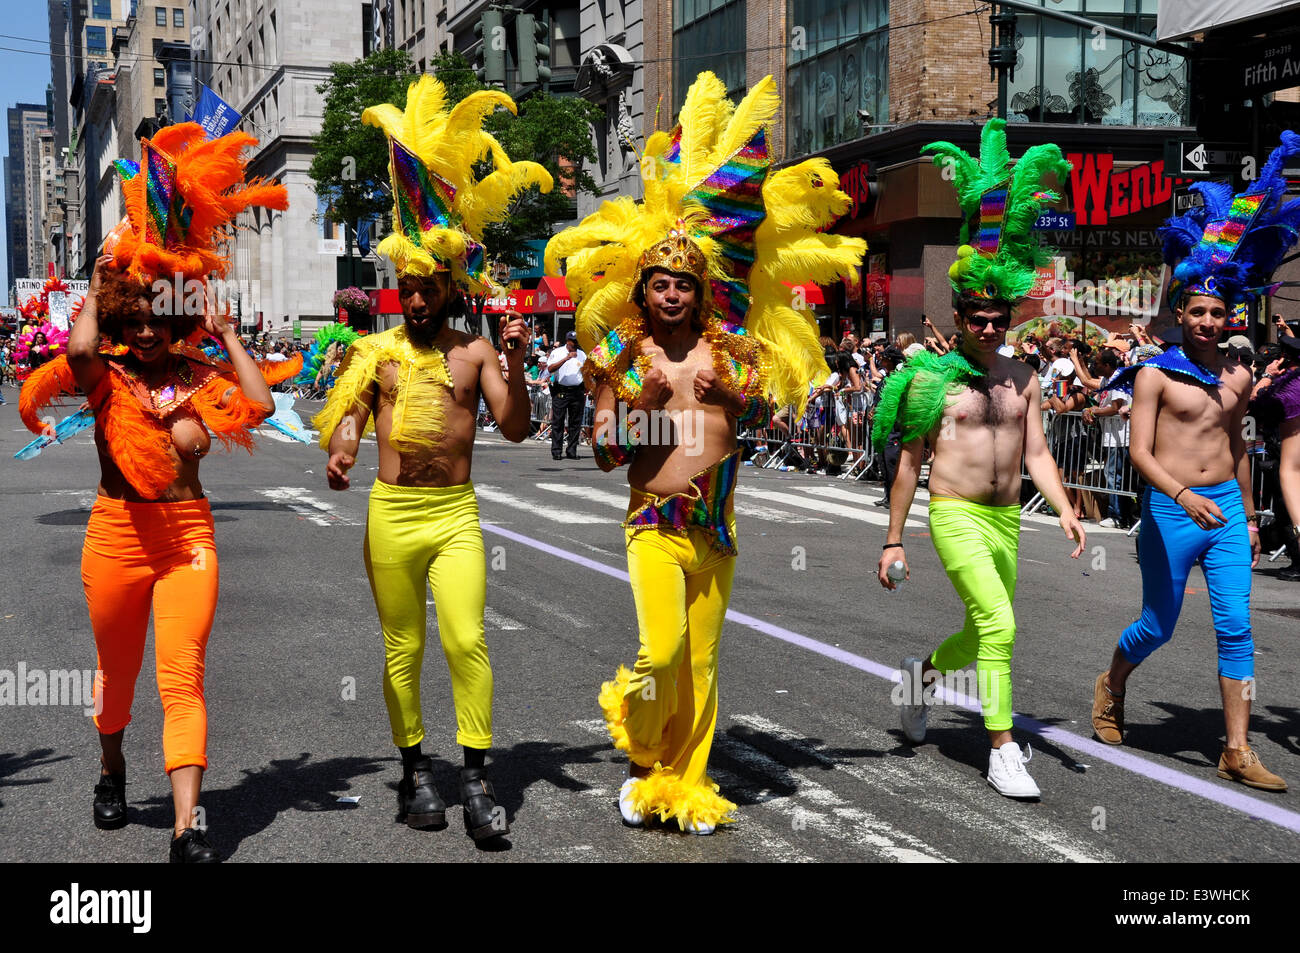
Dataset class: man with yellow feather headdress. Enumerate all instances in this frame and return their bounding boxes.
[546,72,866,833]
[317,75,551,842]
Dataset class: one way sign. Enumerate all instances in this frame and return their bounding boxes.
[1165,139,1251,179]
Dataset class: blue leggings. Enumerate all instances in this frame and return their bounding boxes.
[1118,479,1254,680]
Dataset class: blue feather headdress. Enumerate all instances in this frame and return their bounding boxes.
[1161,131,1300,313]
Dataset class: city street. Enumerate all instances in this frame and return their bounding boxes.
[2,396,1297,864]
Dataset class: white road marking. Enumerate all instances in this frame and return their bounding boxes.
[475,484,615,524]
[736,486,924,528]
[535,482,832,525]
[711,726,950,862]
[256,486,361,526]
[795,484,928,518]
[792,709,1110,864]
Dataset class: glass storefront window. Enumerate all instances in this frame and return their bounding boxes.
[673,0,746,113]
[1008,3,1186,127]
[785,0,889,155]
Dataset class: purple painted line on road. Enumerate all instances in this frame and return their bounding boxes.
[482,521,1300,835]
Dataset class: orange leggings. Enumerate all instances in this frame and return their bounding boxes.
[80,496,219,774]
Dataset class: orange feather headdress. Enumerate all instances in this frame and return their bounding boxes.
[108,123,288,284]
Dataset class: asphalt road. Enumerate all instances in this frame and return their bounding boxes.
[1,391,1297,864]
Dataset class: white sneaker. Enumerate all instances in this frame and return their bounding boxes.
[684,817,715,835]
[618,777,644,827]
[1099,518,1118,528]
[987,742,1041,799]
[899,656,932,744]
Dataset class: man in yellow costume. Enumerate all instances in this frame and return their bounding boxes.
[317,76,551,841]
[547,72,865,833]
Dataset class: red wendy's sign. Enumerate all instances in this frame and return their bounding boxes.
[839,160,874,219]
[1067,153,1190,226]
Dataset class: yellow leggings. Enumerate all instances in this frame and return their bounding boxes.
[599,522,738,829]
[364,480,492,750]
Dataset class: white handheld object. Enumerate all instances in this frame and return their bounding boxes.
[887,560,906,585]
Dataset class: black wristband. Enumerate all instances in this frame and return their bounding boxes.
[1173,486,1189,504]
[882,542,903,551]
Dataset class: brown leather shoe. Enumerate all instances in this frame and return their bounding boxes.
[1092,671,1124,745]
[1218,745,1287,792]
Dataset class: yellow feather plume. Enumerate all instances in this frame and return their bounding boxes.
[363,75,552,282]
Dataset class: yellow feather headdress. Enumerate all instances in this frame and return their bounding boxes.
[362,75,554,291]
[545,72,866,412]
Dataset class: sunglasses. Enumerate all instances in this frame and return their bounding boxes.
[965,314,1012,332]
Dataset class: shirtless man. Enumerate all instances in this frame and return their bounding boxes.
[319,271,533,838]
[876,298,1085,798]
[589,263,772,834]
[1091,294,1285,791]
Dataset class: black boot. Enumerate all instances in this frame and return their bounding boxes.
[397,757,446,828]
[460,767,508,841]
[169,828,220,863]
[92,770,127,830]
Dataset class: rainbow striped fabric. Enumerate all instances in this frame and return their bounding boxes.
[974,186,1008,256]
[1203,191,1266,265]
[625,449,741,555]
[684,126,769,283]
[143,142,177,249]
[389,137,456,242]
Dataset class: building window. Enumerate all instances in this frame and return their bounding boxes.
[92,0,112,18]
[673,0,747,116]
[156,7,167,27]
[86,25,108,53]
[155,97,167,117]
[173,8,184,28]
[154,67,165,86]
[785,0,890,157]
[1008,0,1186,127]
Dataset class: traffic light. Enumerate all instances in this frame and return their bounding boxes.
[475,8,506,87]
[516,12,551,86]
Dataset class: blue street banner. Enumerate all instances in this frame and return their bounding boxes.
[189,83,241,140]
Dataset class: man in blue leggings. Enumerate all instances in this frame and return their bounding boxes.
[1091,134,1300,792]
[1091,292,1284,791]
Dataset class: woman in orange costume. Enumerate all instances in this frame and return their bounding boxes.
[19,123,295,863]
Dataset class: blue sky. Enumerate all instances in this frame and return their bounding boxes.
[2,4,58,302]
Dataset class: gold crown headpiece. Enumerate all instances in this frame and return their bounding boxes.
[632,221,709,299]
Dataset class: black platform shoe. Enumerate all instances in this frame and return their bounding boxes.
[397,757,446,828]
[169,828,220,863]
[93,771,127,830]
[460,767,509,841]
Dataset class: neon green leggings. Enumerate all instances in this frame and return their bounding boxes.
[364,480,492,749]
[927,497,1020,732]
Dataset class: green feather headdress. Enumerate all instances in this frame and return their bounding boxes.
[922,119,1071,304]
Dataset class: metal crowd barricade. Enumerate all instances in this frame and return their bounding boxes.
[1020,409,1140,517]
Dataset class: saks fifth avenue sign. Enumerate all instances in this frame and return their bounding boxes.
[1067,153,1188,226]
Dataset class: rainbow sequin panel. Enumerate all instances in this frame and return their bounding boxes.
[1202,192,1266,265]
[974,186,1008,256]
[143,142,177,249]
[624,449,741,555]
[390,137,456,241]
[684,126,769,283]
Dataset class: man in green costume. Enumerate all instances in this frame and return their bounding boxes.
[872,120,1085,799]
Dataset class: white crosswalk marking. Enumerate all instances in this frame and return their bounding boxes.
[736,486,925,527]
[797,484,928,519]
[475,485,616,524]
[534,482,832,525]
[256,486,361,526]
[733,712,1110,863]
